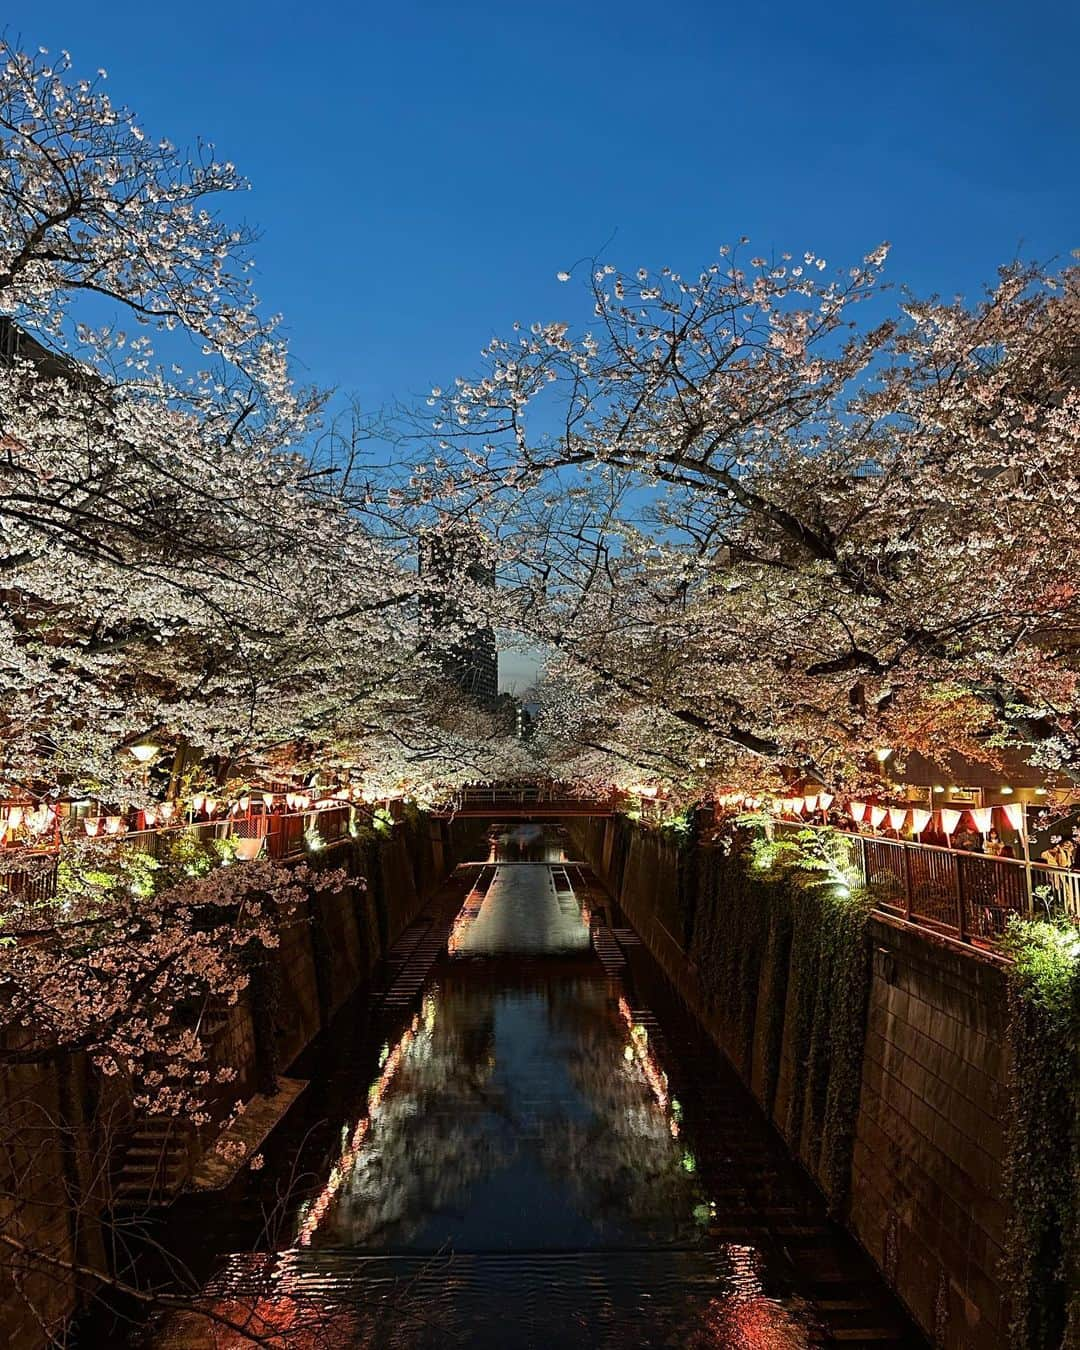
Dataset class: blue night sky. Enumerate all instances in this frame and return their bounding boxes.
[28,1,1080,686]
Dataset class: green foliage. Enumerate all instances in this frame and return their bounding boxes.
[686,823,873,1215]
[999,916,1080,1350]
[658,809,695,843]
[55,841,161,910]
[160,830,217,884]
[372,807,395,835]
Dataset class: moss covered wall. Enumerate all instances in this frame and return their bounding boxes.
[573,815,1015,1350]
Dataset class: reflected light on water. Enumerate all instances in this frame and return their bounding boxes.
[294,993,438,1247]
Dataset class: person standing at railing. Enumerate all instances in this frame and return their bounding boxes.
[984,829,1013,859]
[1040,839,1073,869]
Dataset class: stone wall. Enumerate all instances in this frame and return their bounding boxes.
[574,816,1011,1350]
[0,808,466,1349]
[853,923,1008,1347]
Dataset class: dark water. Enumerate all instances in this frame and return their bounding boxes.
[150,826,922,1348]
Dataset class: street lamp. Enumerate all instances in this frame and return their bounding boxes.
[128,740,160,764]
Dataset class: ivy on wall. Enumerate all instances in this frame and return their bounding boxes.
[1000,917,1080,1350]
[592,816,874,1216]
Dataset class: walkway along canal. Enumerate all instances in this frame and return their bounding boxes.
[132,826,923,1348]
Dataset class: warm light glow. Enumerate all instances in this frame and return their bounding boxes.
[262,792,275,808]
[239,795,250,812]
[869,805,888,828]
[1002,802,1024,833]
[1000,786,1014,795]
[104,815,124,835]
[887,806,907,831]
[804,794,818,813]
[295,996,436,1247]
[26,805,55,834]
[160,801,176,821]
[191,793,205,812]
[818,792,834,810]
[940,807,962,835]
[875,747,894,762]
[933,785,945,794]
[971,807,994,833]
[143,808,157,827]
[83,817,101,837]
[910,808,932,834]
[204,796,217,814]
[234,836,264,861]
[1035,787,1048,795]
[7,806,24,830]
[128,741,159,764]
[849,800,867,822]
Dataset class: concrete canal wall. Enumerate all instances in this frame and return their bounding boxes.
[572,816,1011,1350]
[0,810,478,1350]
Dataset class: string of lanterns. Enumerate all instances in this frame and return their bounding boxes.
[0,783,399,851]
[779,796,1026,838]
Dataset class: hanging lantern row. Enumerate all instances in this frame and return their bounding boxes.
[0,803,57,835]
[772,792,834,815]
[831,800,1025,837]
[715,792,767,810]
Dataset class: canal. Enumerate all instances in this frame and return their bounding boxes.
[144,826,923,1348]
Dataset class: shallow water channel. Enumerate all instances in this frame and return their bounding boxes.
[145,826,922,1348]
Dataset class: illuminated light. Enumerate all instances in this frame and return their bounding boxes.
[104,815,124,835]
[875,747,893,763]
[1035,787,1048,795]
[296,995,438,1247]
[818,792,834,810]
[849,801,867,822]
[128,740,159,764]
[1002,802,1024,832]
[971,807,994,834]
[804,794,819,813]
[933,785,945,794]
[191,793,205,813]
[143,808,157,827]
[948,786,959,795]
[25,806,53,834]
[869,805,888,829]
[83,817,101,837]
[159,801,176,821]
[910,808,932,834]
[239,796,250,812]
[6,806,24,830]
[204,797,217,815]
[234,836,264,861]
[262,793,275,808]
[887,806,907,831]
[940,808,962,836]
[697,758,707,768]
[1000,786,1014,795]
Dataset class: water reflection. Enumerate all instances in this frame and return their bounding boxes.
[154,843,914,1348]
[488,822,570,863]
[450,863,591,956]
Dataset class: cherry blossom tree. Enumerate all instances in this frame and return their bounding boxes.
[419,244,1080,795]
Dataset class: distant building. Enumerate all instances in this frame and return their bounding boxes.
[418,523,499,705]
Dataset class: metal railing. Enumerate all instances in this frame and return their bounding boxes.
[780,824,1080,949]
[0,805,356,908]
